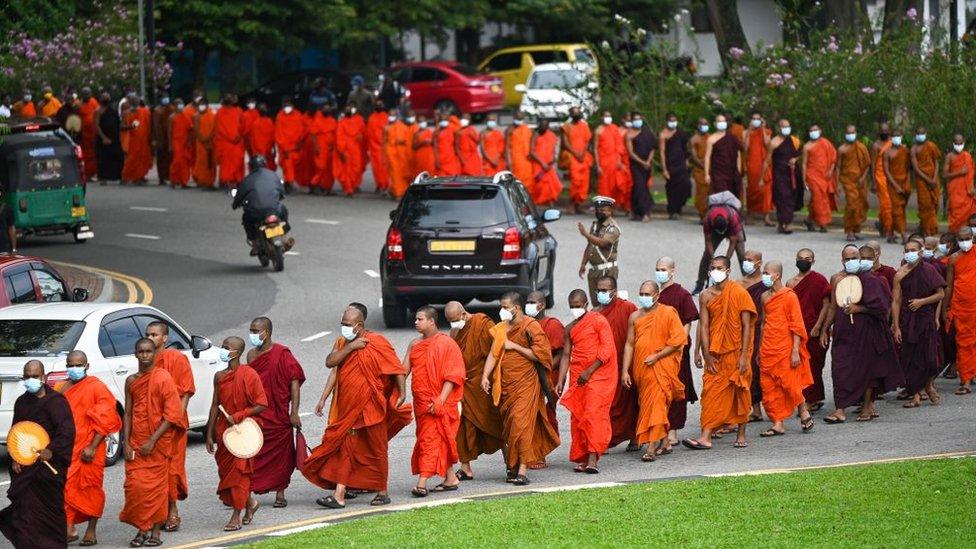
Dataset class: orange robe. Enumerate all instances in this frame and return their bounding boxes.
[274,110,306,184]
[60,376,122,525]
[564,121,593,205]
[759,288,812,422]
[888,146,911,235]
[242,109,259,145]
[596,124,621,197]
[16,101,37,118]
[434,126,461,176]
[538,316,565,432]
[409,333,466,478]
[631,305,686,445]
[121,106,153,182]
[192,109,216,187]
[453,313,504,463]
[302,333,411,491]
[295,114,316,187]
[839,141,871,235]
[805,138,838,227]
[309,112,337,190]
[335,115,366,194]
[413,128,436,177]
[78,98,100,178]
[531,130,561,204]
[248,116,277,172]
[947,151,976,232]
[481,129,506,175]
[215,105,245,186]
[489,316,559,468]
[508,125,533,189]
[599,297,638,448]
[561,312,617,463]
[745,128,773,214]
[386,120,413,198]
[700,283,757,430]
[914,141,942,236]
[154,349,195,503]
[457,126,483,176]
[118,368,182,531]
[874,140,893,234]
[168,111,194,187]
[367,113,390,190]
[214,366,268,509]
[950,251,976,384]
[41,98,63,117]
[692,136,709,218]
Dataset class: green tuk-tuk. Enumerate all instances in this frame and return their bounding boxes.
[0,119,93,243]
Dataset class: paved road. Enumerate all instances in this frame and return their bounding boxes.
[2,178,974,548]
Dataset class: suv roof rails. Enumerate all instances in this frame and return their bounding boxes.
[411,171,430,186]
[492,171,514,185]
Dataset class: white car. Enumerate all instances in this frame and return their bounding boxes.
[515,62,599,121]
[0,302,222,464]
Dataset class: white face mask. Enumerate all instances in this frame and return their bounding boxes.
[845,133,857,142]
[715,121,728,131]
[283,106,294,114]
[624,121,633,128]
[602,116,612,125]
[487,120,497,129]
[198,104,208,112]
[742,260,756,275]
[513,118,523,126]
[667,121,677,129]
[247,102,256,109]
[387,115,397,123]
[406,116,416,124]
[709,269,728,284]
[960,239,974,252]
[809,130,821,140]
[781,126,792,136]
[341,325,357,341]
[419,121,428,129]
[570,307,586,319]
[439,120,449,128]
[525,303,539,317]
[450,320,466,330]
[954,144,965,153]
[460,118,470,127]
[499,308,514,322]
[699,124,709,133]
[750,119,761,128]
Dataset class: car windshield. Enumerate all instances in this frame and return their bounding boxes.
[529,69,586,90]
[0,320,85,357]
[400,186,509,228]
[574,48,595,65]
[452,64,482,76]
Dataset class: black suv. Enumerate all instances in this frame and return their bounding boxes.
[380,172,561,328]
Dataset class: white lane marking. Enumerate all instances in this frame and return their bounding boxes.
[298,412,314,418]
[285,251,301,256]
[364,269,380,278]
[533,482,623,493]
[305,218,340,225]
[268,523,333,536]
[0,481,9,486]
[301,331,332,342]
[130,206,168,212]
[125,233,161,240]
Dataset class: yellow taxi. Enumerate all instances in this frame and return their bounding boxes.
[477,43,597,107]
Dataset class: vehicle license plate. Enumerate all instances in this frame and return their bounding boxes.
[71,206,87,217]
[264,225,285,238]
[429,240,475,252]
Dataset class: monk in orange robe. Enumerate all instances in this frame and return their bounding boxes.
[507,113,533,189]
[690,119,710,219]
[121,102,153,184]
[801,125,837,232]
[274,101,306,187]
[563,107,593,213]
[836,124,871,240]
[385,111,413,199]
[367,104,391,191]
[558,290,617,471]
[622,281,686,460]
[309,107,337,193]
[59,351,122,545]
[481,115,506,176]
[168,103,194,187]
[192,103,216,187]
[528,290,564,444]
[335,107,366,195]
[481,292,559,485]
[616,115,634,213]
[433,114,461,176]
[946,227,976,393]
[406,307,466,495]
[205,337,267,531]
[594,276,639,450]
[683,257,756,449]
[595,112,622,198]
[303,307,410,508]
[78,88,100,179]
[883,130,912,243]
[744,113,773,222]
[944,135,975,232]
[758,261,814,436]
[911,127,942,236]
[529,121,561,206]
[214,96,246,188]
[14,92,37,117]
[242,100,259,142]
[412,117,435,176]
[456,114,483,176]
[444,302,504,480]
[119,339,182,547]
[247,105,277,172]
[39,87,62,118]
[872,124,894,238]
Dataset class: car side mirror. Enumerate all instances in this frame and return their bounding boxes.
[514,84,527,93]
[72,288,89,302]
[389,210,397,221]
[543,209,561,222]
[191,335,212,359]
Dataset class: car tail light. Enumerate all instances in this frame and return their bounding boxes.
[25,124,40,132]
[386,227,404,261]
[265,214,279,224]
[46,370,68,388]
[502,227,521,260]
[74,145,86,182]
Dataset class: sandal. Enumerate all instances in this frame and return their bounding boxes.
[733,440,749,448]
[747,415,763,423]
[902,400,921,408]
[67,534,80,544]
[656,446,673,456]
[431,483,459,492]
[242,501,259,525]
[162,516,180,532]
[129,533,147,547]
[823,415,845,424]
[273,498,288,508]
[223,522,242,532]
[807,402,824,412]
[759,428,785,437]
[954,386,972,395]
[527,460,549,470]
[625,442,640,452]
[641,452,656,462]
[584,466,599,474]
[370,494,391,506]
[512,474,530,486]
[144,538,162,547]
[573,463,586,473]
[455,470,474,481]
[505,469,517,483]
[801,417,815,433]
[681,439,712,450]
[855,414,873,422]
[928,393,942,405]
[316,495,345,509]
[80,538,98,547]
[411,487,429,498]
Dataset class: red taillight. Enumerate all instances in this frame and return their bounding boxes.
[25,124,40,131]
[502,227,521,260]
[46,370,68,389]
[74,145,86,182]
[265,214,279,224]
[387,227,404,261]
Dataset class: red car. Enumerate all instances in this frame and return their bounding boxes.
[0,253,89,307]
[390,61,504,117]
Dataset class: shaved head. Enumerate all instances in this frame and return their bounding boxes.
[655,256,675,270]
[866,240,881,256]
[342,307,364,325]
[568,289,588,309]
[24,360,45,376]
[797,248,814,259]
[250,316,273,334]
[444,301,466,322]
[66,350,87,364]
[639,280,659,294]
[744,250,762,262]
[765,260,783,276]
[224,336,246,354]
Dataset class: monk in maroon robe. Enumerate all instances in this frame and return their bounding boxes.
[739,250,766,420]
[528,290,564,468]
[704,114,743,198]
[787,248,832,409]
[654,258,699,446]
[594,276,639,449]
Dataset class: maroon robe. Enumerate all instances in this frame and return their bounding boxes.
[745,281,765,405]
[794,271,831,403]
[708,133,743,197]
[657,283,699,430]
[830,271,903,408]
[874,264,896,290]
[898,262,946,394]
[598,297,638,447]
[249,343,306,493]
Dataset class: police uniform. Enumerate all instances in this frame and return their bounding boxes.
[583,197,620,304]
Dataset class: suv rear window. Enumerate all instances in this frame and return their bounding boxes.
[0,320,85,357]
[400,186,509,228]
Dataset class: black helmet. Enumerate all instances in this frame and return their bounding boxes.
[249,155,267,170]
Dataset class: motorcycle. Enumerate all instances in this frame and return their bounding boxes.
[256,213,287,272]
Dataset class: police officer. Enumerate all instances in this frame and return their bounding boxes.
[578,195,620,304]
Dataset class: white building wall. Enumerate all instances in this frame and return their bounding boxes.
[400,23,529,62]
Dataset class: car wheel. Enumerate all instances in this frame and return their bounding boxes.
[434,100,458,116]
[383,297,408,328]
[104,431,121,466]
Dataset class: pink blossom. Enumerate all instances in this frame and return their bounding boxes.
[729,47,744,59]
[907,8,917,20]
[861,87,875,94]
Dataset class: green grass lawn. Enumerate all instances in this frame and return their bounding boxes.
[250,458,975,548]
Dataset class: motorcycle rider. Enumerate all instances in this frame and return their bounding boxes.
[232,155,294,255]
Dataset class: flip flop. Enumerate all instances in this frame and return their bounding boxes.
[67,535,80,544]
[455,470,474,481]
[162,516,181,532]
[528,461,549,470]
[129,533,147,548]
[902,401,921,408]
[273,498,288,508]
[370,494,391,506]
[807,402,824,412]
[584,466,599,474]
[801,417,815,433]
[855,415,873,422]
[759,428,785,437]
[641,453,656,462]
[512,474,530,486]
[656,446,673,456]
[242,501,259,525]
[431,483,459,492]
[681,439,712,450]
[223,523,242,532]
[733,441,749,448]
[954,386,972,395]
[411,487,429,498]
[573,464,586,473]
[823,416,845,424]
[747,415,763,423]
[144,538,162,548]
[80,538,98,547]
[316,495,345,509]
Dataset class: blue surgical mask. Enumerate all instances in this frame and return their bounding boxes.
[66,366,86,381]
[844,259,861,274]
[904,251,920,264]
[667,121,677,129]
[632,119,644,129]
[845,133,857,143]
[248,333,263,347]
[742,260,756,275]
[406,116,416,124]
[781,127,792,136]
[341,325,357,341]
[438,120,449,128]
[938,243,949,255]
[160,97,170,106]
[750,119,762,128]
[512,119,523,126]
[809,130,821,140]
[218,348,233,363]
[23,378,43,394]
[891,136,903,146]
[654,270,670,285]
[596,291,612,305]
[716,121,728,131]
[637,295,654,309]
[699,124,710,133]
[762,274,774,288]
[859,259,874,272]
[915,134,926,143]
[922,249,934,259]
[486,120,497,129]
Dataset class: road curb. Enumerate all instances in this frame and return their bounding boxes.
[51,261,153,305]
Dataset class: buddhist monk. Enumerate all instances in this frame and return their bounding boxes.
[626,112,655,222]
[405,307,466,496]
[593,275,639,450]
[787,248,832,411]
[481,114,506,176]
[530,120,561,207]
[764,119,802,234]
[94,93,122,182]
[145,321,194,532]
[654,257,699,447]
[214,95,246,188]
[595,112,623,200]
[865,239,896,290]
[13,91,37,117]
[821,246,902,423]
[443,301,504,481]
[563,107,593,214]
[527,290,565,448]
[893,240,946,407]
[945,227,976,393]
[739,250,766,423]
[248,104,277,172]
[308,103,337,193]
[242,99,259,144]
[367,101,391,191]
[168,99,194,188]
[690,118,710,219]
[335,105,366,195]
[743,112,773,225]
[454,113,482,177]
[944,135,975,233]
[883,129,912,243]
[704,114,743,198]
[615,113,634,214]
[119,339,182,547]
[59,351,121,546]
[802,124,837,233]
[872,123,894,239]
[557,290,617,472]
[621,280,686,461]
[757,261,815,436]
[433,111,461,177]
[245,317,305,508]
[480,292,559,485]
[835,124,871,241]
[192,101,217,188]
[274,100,305,190]
[121,98,153,184]
[77,87,100,179]
[909,126,942,236]
[683,256,756,449]
[205,337,267,531]
[303,307,409,508]
[152,96,174,184]
[386,110,413,199]
[412,116,435,176]
[658,113,691,219]
[39,87,62,118]
[507,112,533,188]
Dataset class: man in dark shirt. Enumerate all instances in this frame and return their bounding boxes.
[232,156,291,248]
[695,195,747,294]
[307,78,337,112]
[0,189,17,253]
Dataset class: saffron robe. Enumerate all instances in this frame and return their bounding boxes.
[561,312,617,462]
[452,313,504,462]
[700,283,756,430]
[759,288,812,422]
[409,333,466,477]
[631,305,686,444]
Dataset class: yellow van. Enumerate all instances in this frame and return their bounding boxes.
[477,43,597,108]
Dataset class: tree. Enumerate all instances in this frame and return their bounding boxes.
[704,0,750,74]
[882,0,921,37]
[824,0,870,33]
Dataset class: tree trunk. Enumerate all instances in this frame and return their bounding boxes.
[191,42,208,91]
[705,0,750,74]
[454,27,481,65]
[883,0,922,36]
[824,0,869,33]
